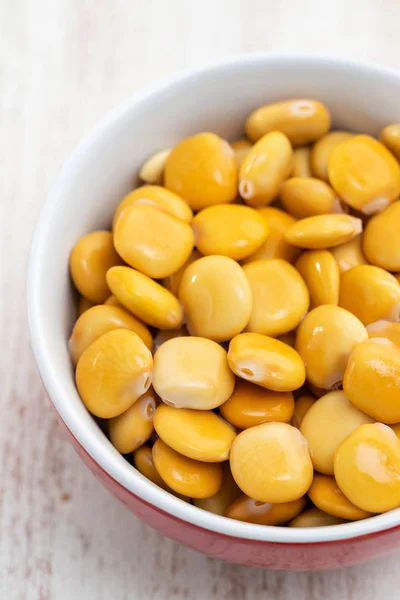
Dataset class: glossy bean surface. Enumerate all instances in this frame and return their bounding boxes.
[164,132,237,211]
[228,333,306,392]
[344,341,400,423]
[76,329,153,418]
[152,337,235,410]
[243,258,309,337]
[154,403,236,462]
[152,439,223,499]
[192,204,268,260]
[239,132,293,207]
[339,264,400,326]
[300,391,373,475]
[107,266,183,329]
[70,231,122,303]
[295,305,368,389]
[328,135,400,214]
[246,99,331,146]
[295,250,339,308]
[230,422,313,503]
[179,256,252,342]
[334,423,400,513]
[219,379,294,429]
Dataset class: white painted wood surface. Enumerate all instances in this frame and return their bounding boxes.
[1,0,400,597]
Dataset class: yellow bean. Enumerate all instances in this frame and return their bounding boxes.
[76,329,153,418]
[363,201,400,271]
[219,378,294,429]
[308,473,373,520]
[152,439,223,499]
[288,507,346,527]
[339,264,400,326]
[179,255,252,342]
[295,250,339,308]
[291,394,316,429]
[311,131,354,181]
[226,494,306,525]
[367,320,400,348]
[153,326,188,353]
[280,177,343,219]
[192,204,268,260]
[114,203,194,279]
[78,296,95,315]
[330,234,367,273]
[106,266,183,329]
[300,391,373,475]
[344,340,400,423]
[328,135,400,214]
[113,185,192,230]
[243,259,309,336]
[193,463,241,515]
[230,422,313,503]
[162,250,202,297]
[231,138,252,168]
[291,146,312,178]
[379,123,400,160]
[242,207,300,264]
[246,99,331,145]
[284,214,363,249]
[164,132,237,211]
[139,149,171,184]
[295,305,368,389]
[69,305,153,365]
[109,389,156,453]
[152,336,235,410]
[70,231,123,303]
[239,132,293,207]
[334,423,400,513]
[228,333,306,392]
[154,404,236,462]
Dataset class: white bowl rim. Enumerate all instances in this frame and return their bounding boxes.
[27,52,400,545]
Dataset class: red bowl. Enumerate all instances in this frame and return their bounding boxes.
[28,54,400,570]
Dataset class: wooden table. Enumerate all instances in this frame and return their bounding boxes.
[1,1,400,597]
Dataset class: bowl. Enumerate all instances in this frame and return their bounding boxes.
[27,54,400,571]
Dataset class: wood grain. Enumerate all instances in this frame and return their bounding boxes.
[1,0,400,597]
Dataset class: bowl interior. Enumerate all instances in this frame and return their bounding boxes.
[28,55,400,544]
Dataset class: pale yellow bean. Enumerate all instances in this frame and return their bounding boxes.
[246,99,331,145]
[295,250,339,308]
[106,266,183,329]
[152,337,235,410]
[152,439,223,499]
[230,422,313,503]
[239,132,293,207]
[228,333,306,392]
[153,403,236,462]
[243,259,309,336]
[295,305,368,389]
[179,255,252,342]
[300,390,373,475]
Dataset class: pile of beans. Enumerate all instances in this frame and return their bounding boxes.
[68,98,400,528]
